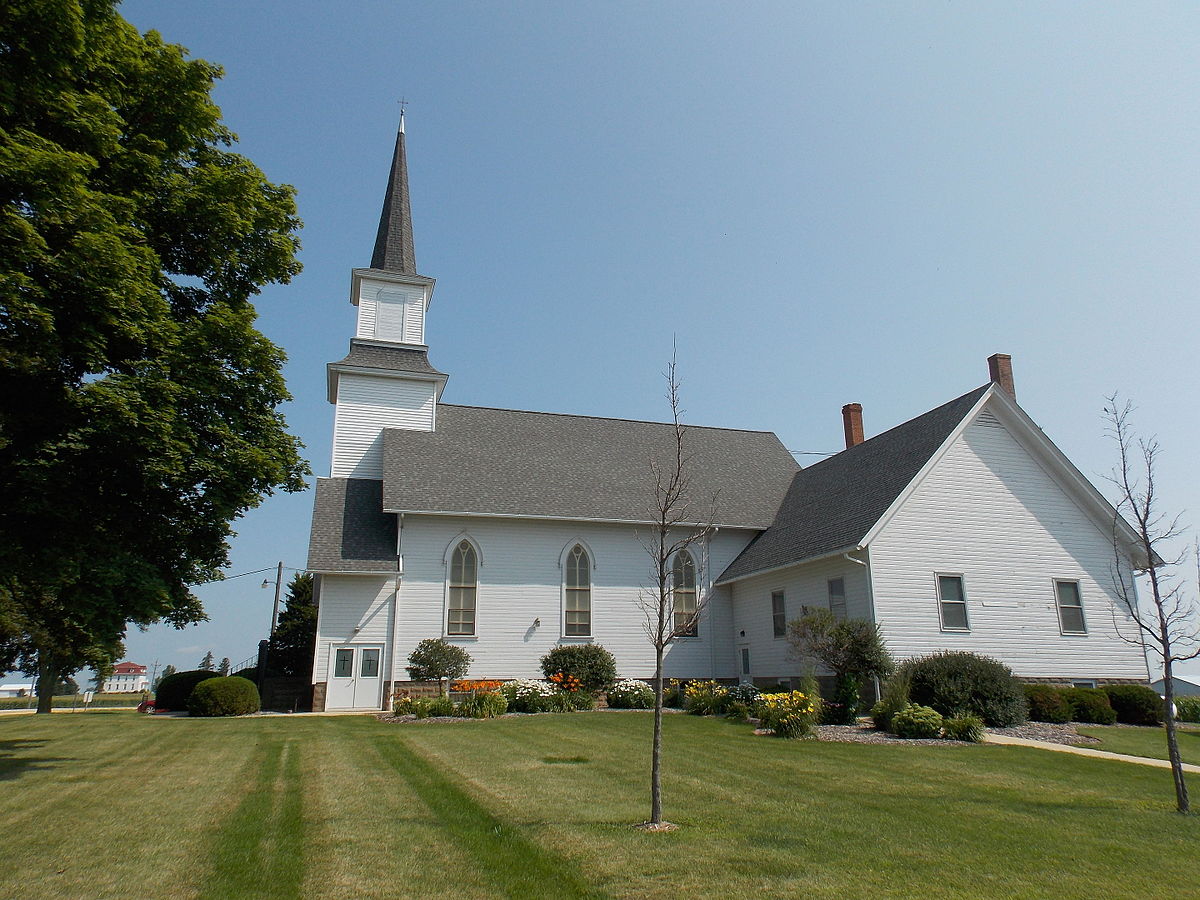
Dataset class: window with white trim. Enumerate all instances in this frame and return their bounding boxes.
[448,540,477,636]
[827,578,847,621]
[672,551,698,637]
[1055,580,1087,635]
[937,574,969,631]
[564,544,591,636]
[771,591,787,638]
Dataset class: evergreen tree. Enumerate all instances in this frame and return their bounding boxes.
[218,657,231,676]
[268,573,316,677]
[0,1,308,712]
[199,651,215,671]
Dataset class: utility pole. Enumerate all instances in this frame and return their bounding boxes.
[270,560,284,636]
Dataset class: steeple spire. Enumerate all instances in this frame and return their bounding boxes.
[370,109,417,274]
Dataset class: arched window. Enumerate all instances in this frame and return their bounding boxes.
[564,544,591,636]
[672,551,698,637]
[448,540,477,635]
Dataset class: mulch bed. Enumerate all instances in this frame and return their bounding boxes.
[987,722,1102,745]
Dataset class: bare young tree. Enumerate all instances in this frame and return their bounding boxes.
[635,352,716,830]
[1105,396,1199,814]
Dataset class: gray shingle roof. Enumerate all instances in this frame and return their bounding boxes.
[718,385,990,582]
[370,118,417,275]
[330,339,444,376]
[307,478,399,572]
[382,405,799,528]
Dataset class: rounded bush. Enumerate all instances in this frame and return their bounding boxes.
[539,644,618,693]
[942,715,985,743]
[155,669,223,711]
[187,677,260,717]
[394,696,434,717]
[902,651,1027,727]
[891,703,944,739]
[607,679,654,709]
[567,691,596,711]
[1024,684,1072,723]
[406,639,472,688]
[1103,684,1162,725]
[1064,687,1117,725]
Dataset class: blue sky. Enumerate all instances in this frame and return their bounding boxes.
[64,1,1200,683]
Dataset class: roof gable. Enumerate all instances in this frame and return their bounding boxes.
[381,405,799,528]
[718,385,990,582]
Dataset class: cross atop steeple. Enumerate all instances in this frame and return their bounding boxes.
[370,108,417,275]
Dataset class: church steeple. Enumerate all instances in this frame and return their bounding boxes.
[370,110,417,274]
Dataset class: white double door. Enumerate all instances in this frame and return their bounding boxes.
[325,644,384,710]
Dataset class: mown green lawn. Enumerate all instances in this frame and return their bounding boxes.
[0,711,1196,899]
[1076,723,1200,766]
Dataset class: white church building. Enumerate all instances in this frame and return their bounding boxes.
[306,117,1150,711]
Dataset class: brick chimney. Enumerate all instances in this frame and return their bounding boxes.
[987,353,1015,399]
[842,403,864,449]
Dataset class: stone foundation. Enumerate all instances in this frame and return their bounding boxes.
[311,681,327,712]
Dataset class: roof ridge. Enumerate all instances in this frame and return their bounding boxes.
[438,403,785,437]
[794,384,990,477]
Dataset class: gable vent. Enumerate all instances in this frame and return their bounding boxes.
[974,410,1004,429]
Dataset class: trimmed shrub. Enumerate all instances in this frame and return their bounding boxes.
[871,672,911,731]
[607,679,655,709]
[155,669,224,711]
[1024,684,1072,723]
[891,704,943,739]
[1175,695,1200,724]
[187,677,260,717]
[1103,684,1162,726]
[458,691,508,719]
[902,651,1027,727]
[757,690,819,738]
[1065,687,1117,725]
[501,679,557,713]
[406,639,472,694]
[683,680,730,716]
[539,644,617,693]
[426,696,456,717]
[942,714,985,743]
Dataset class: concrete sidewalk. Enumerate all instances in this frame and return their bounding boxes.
[985,732,1200,773]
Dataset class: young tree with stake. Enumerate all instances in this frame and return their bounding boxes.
[1105,396,1199,814]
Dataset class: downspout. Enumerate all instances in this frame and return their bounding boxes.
[844,548,882,702]
[389,513,405,707]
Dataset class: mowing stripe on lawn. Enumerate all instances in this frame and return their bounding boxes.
[372,733,611,900]
[199,737,305,900]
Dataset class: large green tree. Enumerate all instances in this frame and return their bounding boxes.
[0,1,308,712]
[267,572,316,678]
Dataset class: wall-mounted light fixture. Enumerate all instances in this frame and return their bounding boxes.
[533,618,541,627]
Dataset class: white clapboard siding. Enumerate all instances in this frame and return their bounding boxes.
[312,575,396,683]
[356,283,426,345]
[315,517,756,694]
[868,401,1148,680]
[331,374,435,478]
[730,555,871,680]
